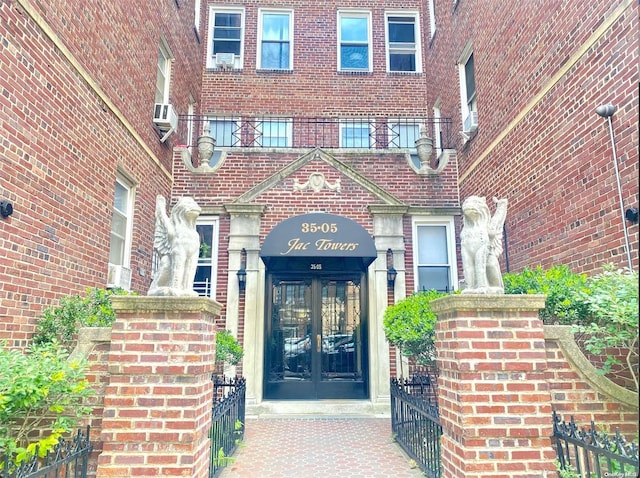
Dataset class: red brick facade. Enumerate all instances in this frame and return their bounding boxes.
[425,0,639,274]
[0,0,203,345]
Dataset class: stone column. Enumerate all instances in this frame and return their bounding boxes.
[431,294,556,478]
[96,296,221,478]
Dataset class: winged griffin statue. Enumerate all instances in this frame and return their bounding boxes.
[148,195,202,296]
[460,196,508,294]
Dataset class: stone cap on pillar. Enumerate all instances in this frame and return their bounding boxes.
[111,296,222,316]
[430,294,546,314]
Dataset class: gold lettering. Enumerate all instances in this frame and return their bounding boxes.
[315,239,359,251]
[282,238,310,255]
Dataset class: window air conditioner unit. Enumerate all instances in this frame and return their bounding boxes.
[153,103,178,142]
[463,111,478,133]
[107,263,132,290]
[215,53,235,69]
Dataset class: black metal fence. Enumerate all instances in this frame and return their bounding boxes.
[390,375,442,478]
[553,411,639,477]
[1,426,92,478]
[209,376,246,478]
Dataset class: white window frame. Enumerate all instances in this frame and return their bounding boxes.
[337,10,372,72]
[385,11,422,73]
[458,41,477,130]
[187,98,195,155]
[433,102,443,154]
[155,39,173,104]
[428,0,436,40]
[412,217,458,293]
[257,9,293,70]
[205,116,241,167]
[109,175,135,270]
[339,120,375,148]
[194,0,201,34]
[387,118,421,150]
[257,118,293,147]
[206,7,245,70]
[194,218,220,299]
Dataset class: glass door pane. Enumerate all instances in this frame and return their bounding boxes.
[320,279,362,381]
[268,280,312,383]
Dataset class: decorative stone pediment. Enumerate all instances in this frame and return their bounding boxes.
[232,148,404,205]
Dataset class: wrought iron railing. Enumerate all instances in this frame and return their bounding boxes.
[553,411,639,477]
[1,426,92,478]
[390,376,442,478]
[209,376,246,478]
[182,116,454,153]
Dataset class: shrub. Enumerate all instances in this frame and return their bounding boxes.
[503,265,590,324]
[573,265,639,392]
[215,330,244,367]
[383,290,446,368]
[32,287,131,348]
[0,342,93,467]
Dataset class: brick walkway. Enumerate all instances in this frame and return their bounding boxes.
[218,417,425,478]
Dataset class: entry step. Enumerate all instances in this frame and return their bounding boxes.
[247,400,390,418]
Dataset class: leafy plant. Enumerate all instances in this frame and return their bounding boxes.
[216,330,244,366]
[383,289,446,369]
[573,265,639,392]
[503,265,590,324]
[32,287,132,348]
[0,342,93,467]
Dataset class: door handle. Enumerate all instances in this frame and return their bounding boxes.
[316,334,321,353]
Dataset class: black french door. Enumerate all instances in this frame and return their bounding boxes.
[264,274,368,399]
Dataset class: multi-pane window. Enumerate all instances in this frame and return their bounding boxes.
[338,11,371,71]
[386,13,421,72]
[433,103,443,154]
[207,8,244,69]
[208,118,240,148]
[413,219,457,293]
[194,219,219,298]
[340,121,373,148]
[258,119,292,147]
[258,10,292,70]
[109,178,134,268]
[155,43,172,104]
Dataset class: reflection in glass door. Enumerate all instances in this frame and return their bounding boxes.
[265,276,367,399]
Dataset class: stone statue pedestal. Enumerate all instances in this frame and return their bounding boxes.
[431,294,556,478]
[96,297,221,478]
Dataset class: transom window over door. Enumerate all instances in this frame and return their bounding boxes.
[338,11,371,71]
[258,10,292,70]
[386,12,421,72]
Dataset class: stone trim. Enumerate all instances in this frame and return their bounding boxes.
[544,325,638,410]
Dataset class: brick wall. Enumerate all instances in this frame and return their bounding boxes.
[0,0,203,346]
[425,0,639,275]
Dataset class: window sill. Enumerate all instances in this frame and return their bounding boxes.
[337,70,372,76]
[387,71,422,76]
[257,68,293,74]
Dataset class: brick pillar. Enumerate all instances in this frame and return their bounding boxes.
[96,296,221,478]
[431,295,556,478]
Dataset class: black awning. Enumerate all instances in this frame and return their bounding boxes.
[260,213,377,272]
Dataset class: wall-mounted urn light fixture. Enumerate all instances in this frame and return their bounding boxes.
[0,201,13,218]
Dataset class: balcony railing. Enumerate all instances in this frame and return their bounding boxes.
[181,116,454,153]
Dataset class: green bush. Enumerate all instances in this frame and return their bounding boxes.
[383,289,446,366]
[0,342,93,467]
[573,265,639,392]
[32,287,131,347]
[215,330,244,367]
[503,265,590,324]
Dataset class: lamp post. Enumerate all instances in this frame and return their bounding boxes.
[595,104,633,271]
